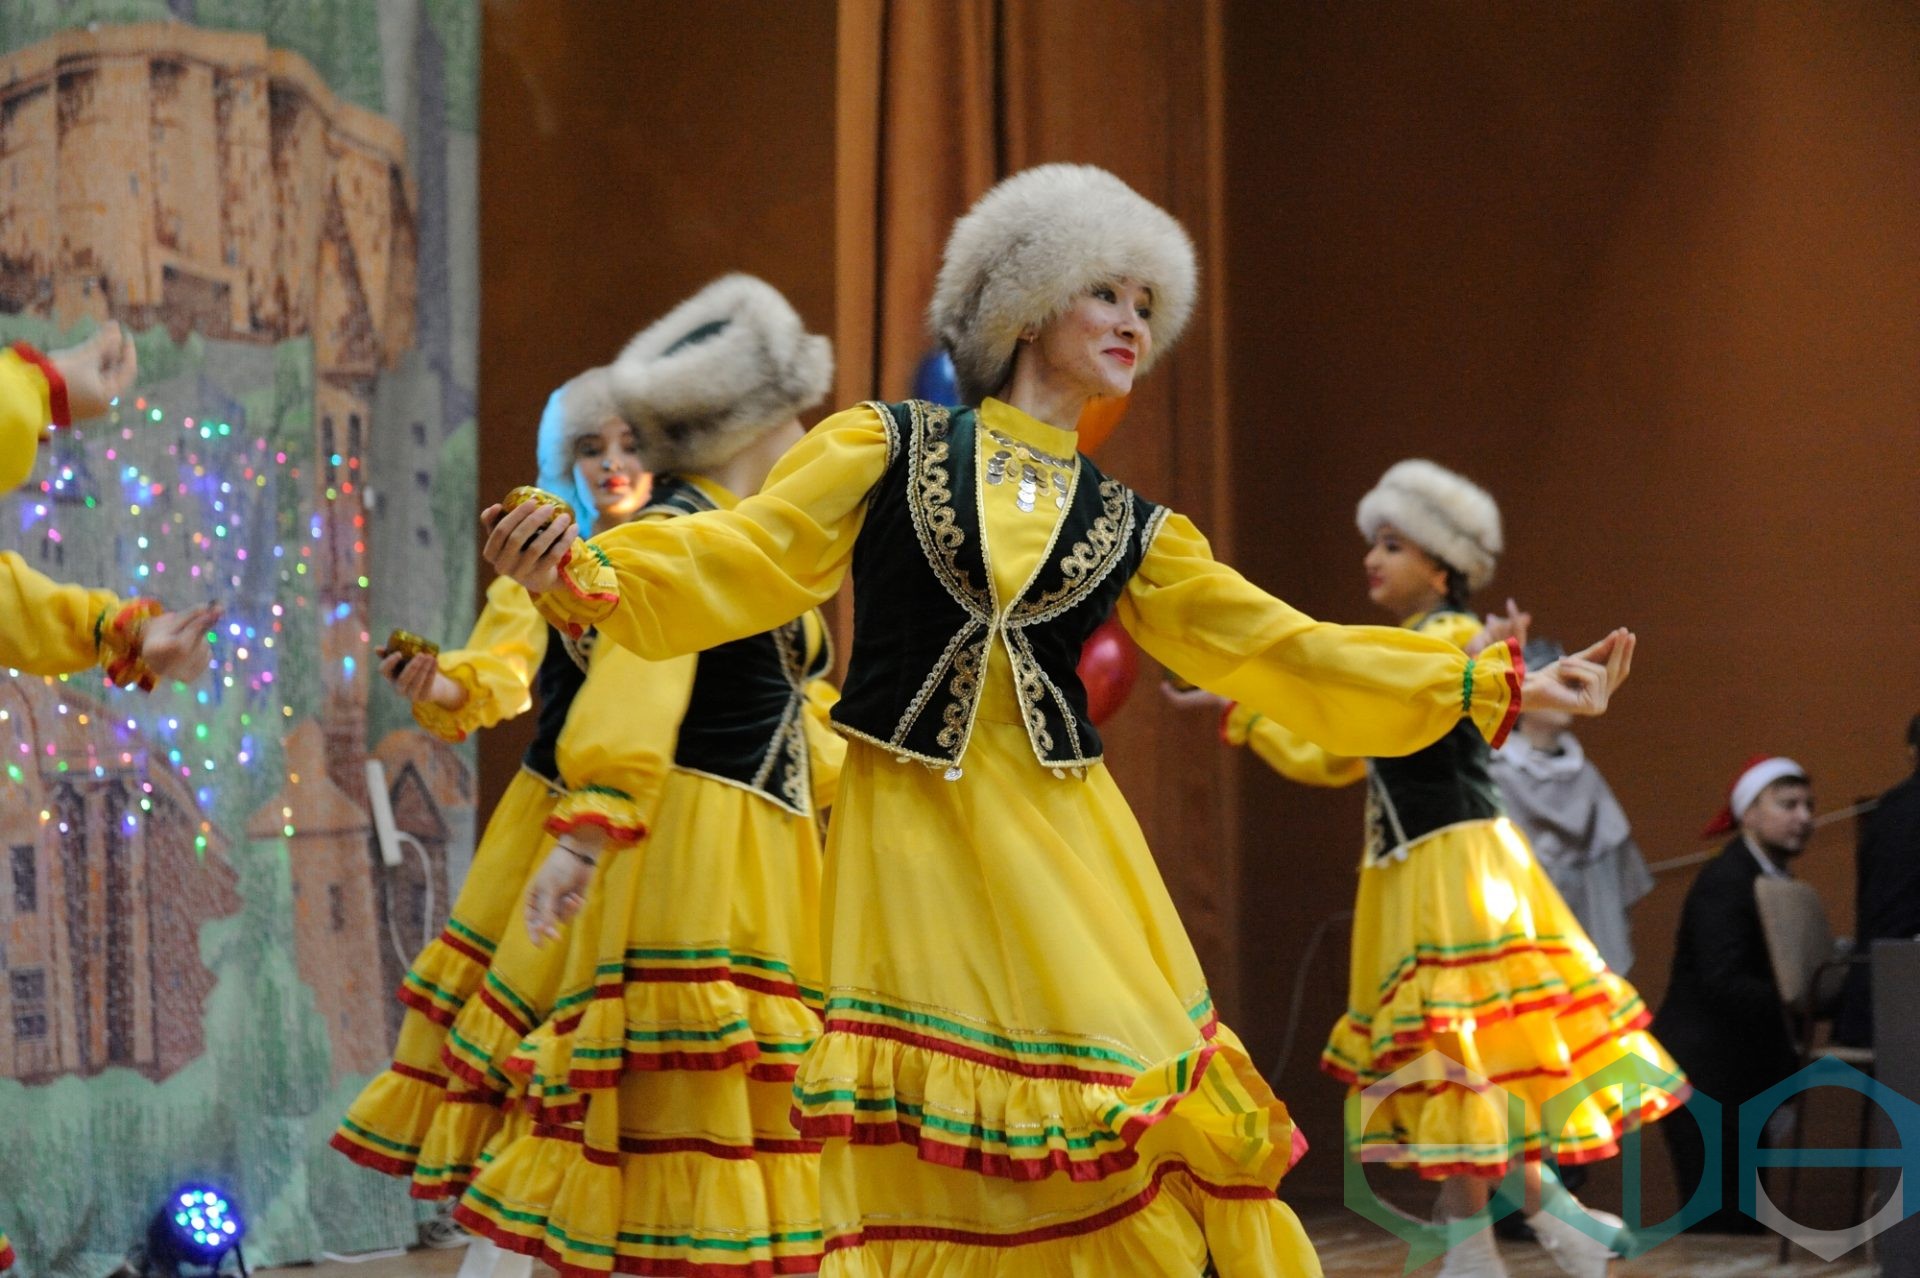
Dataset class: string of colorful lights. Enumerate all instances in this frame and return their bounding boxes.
[3,375,370,850]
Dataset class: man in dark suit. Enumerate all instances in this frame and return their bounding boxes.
[1652,755,1814,1233]
[1835,714,1920,1046]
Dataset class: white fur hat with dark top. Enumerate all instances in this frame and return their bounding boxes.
[1356,459,1504,591]
[608,274,833,476]
[930,164,1199,405]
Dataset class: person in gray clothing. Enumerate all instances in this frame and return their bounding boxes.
[1491,638,1653,976]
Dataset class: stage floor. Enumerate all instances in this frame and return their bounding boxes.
[1306,1208,1874,1275]
[278,1211,1874,1278]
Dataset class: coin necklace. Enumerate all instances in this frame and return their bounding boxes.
[984,428,1073,514]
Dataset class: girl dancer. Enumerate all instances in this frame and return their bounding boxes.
[1196,461,1679,1277]
[332,368,649,1197]
[453,275,844,1276]
[483,167,1632,1276]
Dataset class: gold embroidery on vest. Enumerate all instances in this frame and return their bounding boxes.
[1011,477,1134,625]
[1006,635,1057,758]
[892,619,985,745]
[1139,504,1171,555]
[700,608,814,819]
[859,399,903,472]
[905,401,990,619]
[936,638,987,752]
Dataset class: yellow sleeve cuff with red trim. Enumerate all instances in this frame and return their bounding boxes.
[96,598,167,691]
[411,662,488,742]
[1465,636,1525,749]
[532,540,619,638]
[1219,701,1262,747]
[545,783,648,849]
[10,342,69,427]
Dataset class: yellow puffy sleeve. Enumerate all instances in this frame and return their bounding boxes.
[802,679,845,814]
[412,575,550,742]
[0,552,156,682]
[0,345,60,493]
[545,639,697,851]
[533,405,890,656]
[1119,513,1522,757]
[1221,701,1368,787]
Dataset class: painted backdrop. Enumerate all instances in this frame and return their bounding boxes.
[0,3,478,1272]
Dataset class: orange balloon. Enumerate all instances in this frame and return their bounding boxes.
[1076,395,1129,456]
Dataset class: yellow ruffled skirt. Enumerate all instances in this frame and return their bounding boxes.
[1323,816,1687,1178]
[332,769,587,1197]
[785,678,1320,1276]
[455,770,829,1276]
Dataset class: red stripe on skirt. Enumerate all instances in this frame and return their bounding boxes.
[822,1158,1273,1253]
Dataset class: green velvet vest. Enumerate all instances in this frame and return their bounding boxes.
[646,476,829,816]
[830,400,1166,776]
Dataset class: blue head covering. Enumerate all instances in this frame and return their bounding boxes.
[534,368,619,529]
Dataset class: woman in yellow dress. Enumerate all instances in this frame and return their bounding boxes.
[482,166,1634,1277]
[1191,461,1681,1278]
[332,367,653,1199]
[453,275,845,1277]
[2,324,214,1274]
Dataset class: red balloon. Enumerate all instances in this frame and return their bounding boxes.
[1077,616,1140,726]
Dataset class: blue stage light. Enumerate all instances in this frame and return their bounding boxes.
[145,1184,248,1276]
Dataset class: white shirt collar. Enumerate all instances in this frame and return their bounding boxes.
[1744,836,1791,879]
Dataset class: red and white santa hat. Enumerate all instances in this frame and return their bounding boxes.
[1701,753,1808,838]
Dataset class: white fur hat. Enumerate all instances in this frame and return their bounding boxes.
[930,164,1198,405]
[1356,459,1504,591]
[535,366,622,527]
[608,274,833,476]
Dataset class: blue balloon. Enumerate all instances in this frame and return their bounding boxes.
[912,350,961,406]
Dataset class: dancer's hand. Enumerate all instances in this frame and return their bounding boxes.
[481,502,576,595]
[1519,629,1635,717]
[1466,597,1531,658]
[524,840,598,945]
[50,322,138,422]
[378,648,468,709]
[141,603,222,684]
[1160,681,1228,713]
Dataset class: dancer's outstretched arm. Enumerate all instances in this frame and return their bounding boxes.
[482,406,890,658]
[1122,512,1632,760]
[385,575,549,742]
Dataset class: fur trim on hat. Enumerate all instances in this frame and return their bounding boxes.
[535,367,622,528]
[608,274,832,476]
[1356,459,1504,591]
[930,164,1198,405]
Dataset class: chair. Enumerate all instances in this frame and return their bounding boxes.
[1753,876,1874,1261]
